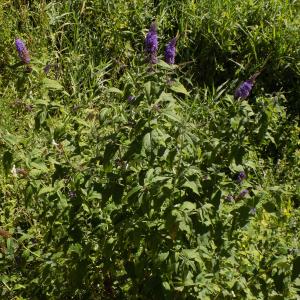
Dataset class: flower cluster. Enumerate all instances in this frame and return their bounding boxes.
[15,38,30,64]
[165,37,177,65]
[237,171,246,183]
[225,188,250,203]
[234,70,262,100]
[225,194,234,202]
[234,80,253,100]
[145,22,158,64]
[238,189,249,199]
[145,23,177,65]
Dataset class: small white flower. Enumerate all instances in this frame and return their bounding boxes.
[11,165,17,177]
[52,139,59,147]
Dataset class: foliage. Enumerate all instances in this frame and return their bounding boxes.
[0,0,299,299]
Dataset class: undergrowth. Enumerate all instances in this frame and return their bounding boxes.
[0,0,299,299]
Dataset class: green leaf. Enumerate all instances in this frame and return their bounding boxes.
[38,186,55,196]
[57,190,68,209]
[144,81,152,100]
[273,257,289,271]
[158,252,169,262]
[142,132,151,152]
[2,132,19,146]
[151,176,170,183]
[158,92,176,104]
[125,186,142,200]
[30,162,49,172]
[162,281,171,291]
[170,81,189,96]
[103,142,119,170]
[107,87,123,94]
[182,249,200,260]
[182,181,200,195]
[42,78,63,90]
[157,60,174,70]
[294,278,300,287]
[263,201,277,213]
[162,109,182,123]
[2,151,13,175]
[181,201,196,211]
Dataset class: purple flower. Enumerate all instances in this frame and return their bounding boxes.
[25,104,33,112]
[165,37,177,64]
[225,195,234,202]
[15,38,30,64]
[237,171,246,183]
[234,80,253,100]
[44,64,51,74]
[145,22,158,64]
[127,95,135,102]
[68,191,76,198]
[238,189,249,199]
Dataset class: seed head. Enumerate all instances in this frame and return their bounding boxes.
[0,229,11,238]
[15,38,30,64]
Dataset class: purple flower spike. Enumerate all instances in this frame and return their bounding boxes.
[234,70,262,100]
[234,80,253,100]
[237,171,246,183]
[145,22,158,64]
[165,37,177,64]
[15,38,30,64]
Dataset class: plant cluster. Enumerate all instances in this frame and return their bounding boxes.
[0,1,299,299]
